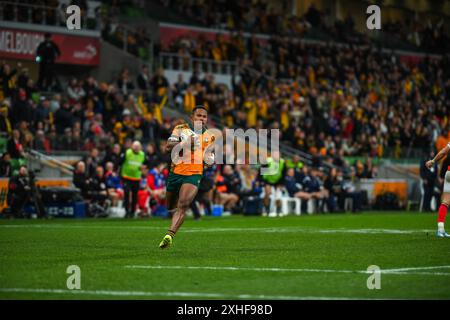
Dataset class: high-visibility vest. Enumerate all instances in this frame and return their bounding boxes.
[121,149,145,181]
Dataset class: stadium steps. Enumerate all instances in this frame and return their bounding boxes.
[26,150,75,178]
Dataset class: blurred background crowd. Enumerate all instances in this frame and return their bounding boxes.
[1,0,449,217]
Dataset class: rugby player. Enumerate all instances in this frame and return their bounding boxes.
[426,142,450,237]
[159,105,215,249]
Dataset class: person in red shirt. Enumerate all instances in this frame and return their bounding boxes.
[137,163,166,216]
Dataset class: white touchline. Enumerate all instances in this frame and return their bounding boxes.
[0,287,379,300]
[124,265,450,276]
[0,224,434,235]
[381,266,450,272]
[125,265,358,273]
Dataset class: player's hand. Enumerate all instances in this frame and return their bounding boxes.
[190,135,200,151]
[425,160,434,169]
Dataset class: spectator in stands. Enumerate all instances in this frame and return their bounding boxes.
[8,130,25,159]
[144,143,160,169]
[34,97,51,125]
[0,62,19,99]
[0,100,12,136]
[172,74,188,109]
[10,89,33,127]
[354,160,366,179]
[150,68,169,101]
[67,78,86,104]
[117,68,135,97]
[83,148,101,177]
[103,143,122,170]
[33,130,51,153]
[59,128,74,151]
[286,154,303,171]
[54,101,73,134]
[36,33,61,91]
[364,157,377,179]
[49,93,61,113]
[0,152,12,177]
[137,65,151,91]
[83,76,99,98]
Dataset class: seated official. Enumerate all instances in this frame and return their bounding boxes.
[215,165,240,213]
[105,161,124,207]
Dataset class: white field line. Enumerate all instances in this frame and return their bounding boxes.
[0,224,434,235]
[382,266,450,273]
[125,265,450,276]
[0,287,376,300]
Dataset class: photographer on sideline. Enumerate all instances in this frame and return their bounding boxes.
[6,166,46,218]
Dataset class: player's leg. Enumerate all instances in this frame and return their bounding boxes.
[170,183,199,233]
[159,183,198,249]
[437,170,450,237]
[130,180,140,218]
[158,190,178,249]
[263,184,272,214]
[123,179,131,218]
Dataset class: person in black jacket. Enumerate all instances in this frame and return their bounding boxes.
[54,102,73,134]
[7,130,25,159]
[89,165,109,205]
[10,89,33,126]
[0,152,12,177]
[323,167,343,212]
[102,143,122,171]
[0,62,19,98]
[421,150,439,212]
[137,65,150,91]
[7,165,31,217]
[36,33,61,91]
[73,161,90,199]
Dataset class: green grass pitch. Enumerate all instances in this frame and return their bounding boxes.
[0,212,449,300]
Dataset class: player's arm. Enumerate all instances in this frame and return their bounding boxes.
[166,126,197,152]
[426,143,450,169]
[166,126,183,152]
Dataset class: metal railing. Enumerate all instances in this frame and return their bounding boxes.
[27,149,74,176]
[159,52,238,75]
[103,22,154,65]
[0,1,100,30]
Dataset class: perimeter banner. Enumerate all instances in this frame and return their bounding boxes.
[0,28,100,66]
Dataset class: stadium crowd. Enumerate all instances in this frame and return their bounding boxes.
[166,34,450,160]
[2,33,450,216]
[1,0,100,29]
[158,0,449,53]
[1,1,450,217]
[0,55,379,216]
